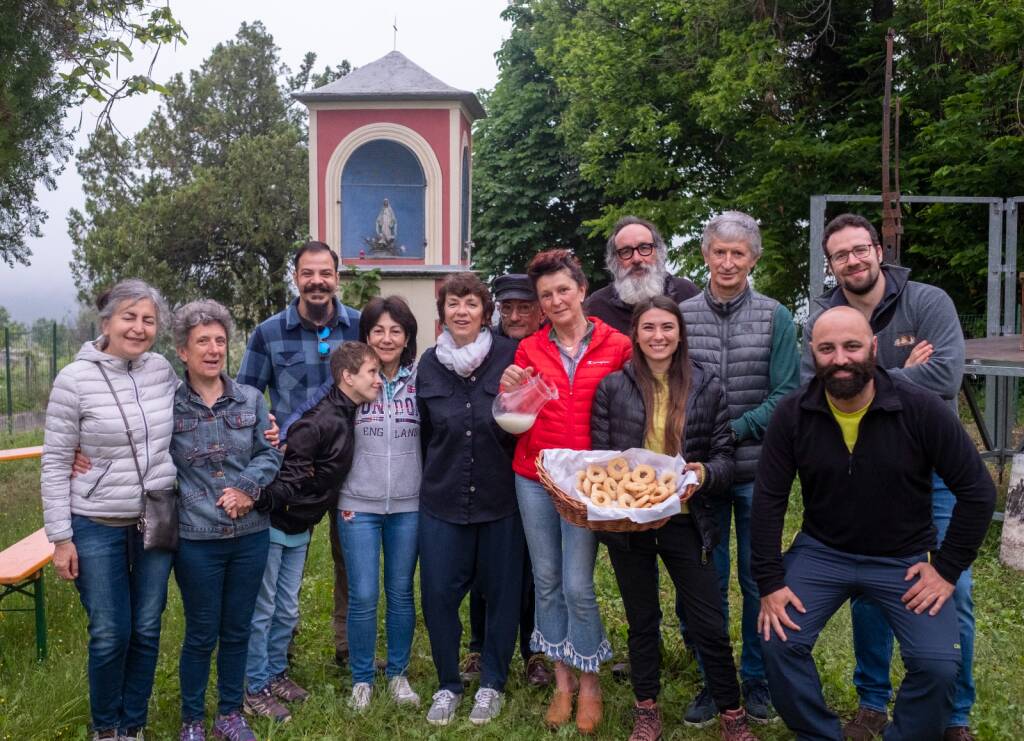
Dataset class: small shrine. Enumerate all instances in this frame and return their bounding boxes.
[294,51,485,350]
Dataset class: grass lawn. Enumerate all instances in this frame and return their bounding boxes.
[1,429,1022,740]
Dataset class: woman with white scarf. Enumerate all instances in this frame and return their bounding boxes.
[416,273,526,728]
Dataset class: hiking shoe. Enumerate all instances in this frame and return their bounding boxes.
[720,707,757,740]
[843,707,889,740]
[629,700,662,741]
[683,686,717,727]
[349,682,373,712]
[741,679,777,723]
[611,661,631,682]
[469,688,504,725]
[388,675,421,706]
[944,728,976,741]
[269,673,309,703]
[525,654,554,687]
[426,689,462,725]
[460,652,481,684]
[243,686,291,723]
[212,712,256,741]
[179,721,205,741]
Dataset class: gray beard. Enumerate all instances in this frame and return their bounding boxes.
[614,265,668,305]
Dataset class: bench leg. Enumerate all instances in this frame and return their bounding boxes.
[34,573,47,661]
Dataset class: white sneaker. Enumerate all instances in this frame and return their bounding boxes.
[388,675,420,706]
[349,682,373,712]
[469,687,504,725]
[426,689,461,725]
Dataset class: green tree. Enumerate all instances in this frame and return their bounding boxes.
[69,22,350,331]
[0,0,185,267]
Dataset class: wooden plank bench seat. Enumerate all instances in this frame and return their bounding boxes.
[0,445,44,463]
[0,528,55,661]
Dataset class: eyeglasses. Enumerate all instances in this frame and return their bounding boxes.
[827,244,876,266]
[317,327,330,358]
[615,243,656,260]
[499,302,537,317]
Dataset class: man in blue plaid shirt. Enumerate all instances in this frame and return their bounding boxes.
[237,240,361,679]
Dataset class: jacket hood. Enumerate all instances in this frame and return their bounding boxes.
[813,264,911,318]
[74,340,160,371]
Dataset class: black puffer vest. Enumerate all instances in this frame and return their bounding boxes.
[680,286,776,482]
[590,361,735,557]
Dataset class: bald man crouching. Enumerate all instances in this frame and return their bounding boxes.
[749,307,995,740]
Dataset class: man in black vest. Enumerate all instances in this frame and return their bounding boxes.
[678,211,800,726]
[584,215,698,333]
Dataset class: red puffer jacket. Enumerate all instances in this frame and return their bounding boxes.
[512,317,632,480]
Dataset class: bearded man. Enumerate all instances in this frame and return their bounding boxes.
[584,216,698,333]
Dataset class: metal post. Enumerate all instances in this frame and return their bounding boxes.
[4,326,12,435]
[34,573,47,661]
[984,201,1004,442]
[809,196,827,302]
[50,321,57,380]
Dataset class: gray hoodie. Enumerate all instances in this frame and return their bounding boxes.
[802,265,965,414]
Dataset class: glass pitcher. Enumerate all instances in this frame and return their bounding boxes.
[492,374,559,434]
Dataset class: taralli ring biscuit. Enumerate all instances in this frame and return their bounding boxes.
[631,464,656,484]
[659,471,677,490]
[607,457,630,480]
[591,490,611,506]
[618,492,636,508]
[586,464,607,484]
[572,457,682,512]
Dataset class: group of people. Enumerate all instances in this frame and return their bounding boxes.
[39,211,995,741]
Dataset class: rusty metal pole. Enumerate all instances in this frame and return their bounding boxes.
[881,28,903,265]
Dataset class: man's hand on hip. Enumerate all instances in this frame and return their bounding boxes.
[902,560,955,615]
[758,586,806,642]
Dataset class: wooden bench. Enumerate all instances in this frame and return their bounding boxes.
[0,445,44,462]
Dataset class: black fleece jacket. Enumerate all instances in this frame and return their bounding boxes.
[256,385,357,534]
[751,368,995,596]
[590,361,735,557]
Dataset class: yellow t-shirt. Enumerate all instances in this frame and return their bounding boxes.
[644,373,688,514]
[826,395,872,453]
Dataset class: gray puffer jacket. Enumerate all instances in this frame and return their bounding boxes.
[40,341,179,542]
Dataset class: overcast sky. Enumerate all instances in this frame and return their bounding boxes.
[2,0,511,323]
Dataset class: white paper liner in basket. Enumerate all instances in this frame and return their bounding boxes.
[541,448,699,523]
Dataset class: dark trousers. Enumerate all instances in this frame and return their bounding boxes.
[175,531,269,720]
[326,508,349,655]
[606,515,741,708]
[761,533,960,741]
[419,510,526,694]
[469,549,536,663]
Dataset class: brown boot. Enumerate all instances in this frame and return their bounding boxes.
[576,690,603,735]
[943,727,975,741]
[843,707,889,740]
[629,700,662,741]
[719,707,757,741]
[544,689,574,729]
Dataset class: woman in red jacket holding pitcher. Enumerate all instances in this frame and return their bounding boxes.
[500,249,631,735]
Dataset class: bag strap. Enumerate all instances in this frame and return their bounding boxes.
[94,361,146,492]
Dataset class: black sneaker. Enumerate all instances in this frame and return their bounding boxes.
[683,686,717,727]
[741,679,777,723]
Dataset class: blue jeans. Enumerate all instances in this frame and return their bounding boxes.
[515,475,611,672]
[245,538,308,693]
[712,480,764,683]
[175,531,270,721]
[337,511,418,685]
[763,533,960,740]
[851,474,975,727]
[72,515,172,733]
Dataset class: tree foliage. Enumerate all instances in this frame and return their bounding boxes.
[0,0,185,267]
[473,0,1024,312]
[69,22,350,331]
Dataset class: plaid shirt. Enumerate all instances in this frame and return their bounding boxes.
[236,297,360,420]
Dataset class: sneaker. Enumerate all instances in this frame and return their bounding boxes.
[349,682,373,712]
[629,700,662,741]
[388,676,421,706]
[120,729,144,741]
[683,686,717,727]
[179,721,205,741]
[842,707,889,740]
[243,686,291,723]
[92,732,117,740]
[269,673,309,704]
[212,712,256,741]
[944,728,976,741]
[469,688,504,725]
[719,707,757,741]
[526,654,554,687]
[460,652,481,684]
[741,679,777,723]
[426,689,462,725]
[611,661,631,682]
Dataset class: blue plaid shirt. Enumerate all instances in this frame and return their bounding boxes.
[236,297,360,420]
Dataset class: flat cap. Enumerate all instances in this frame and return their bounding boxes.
[492,274,536,302]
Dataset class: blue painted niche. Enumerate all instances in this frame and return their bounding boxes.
[341,139,426,259]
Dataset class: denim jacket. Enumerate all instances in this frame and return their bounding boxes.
[171,373,283,540]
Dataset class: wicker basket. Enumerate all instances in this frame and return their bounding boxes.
[535,452,672,533]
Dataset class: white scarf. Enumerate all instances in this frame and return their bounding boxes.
[435,327,493,377]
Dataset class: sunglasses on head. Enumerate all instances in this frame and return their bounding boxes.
[317,327,330,358]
